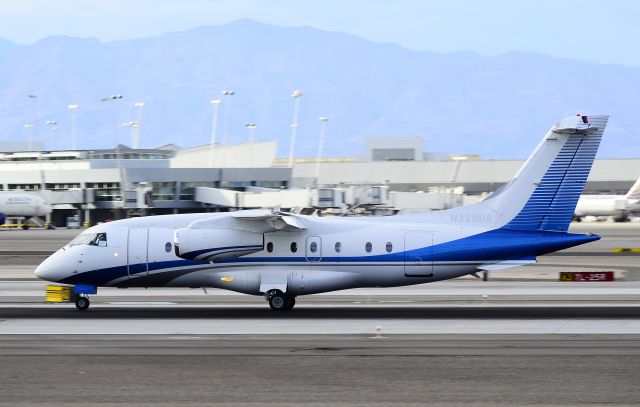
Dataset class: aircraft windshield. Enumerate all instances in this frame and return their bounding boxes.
[68,232,107,247]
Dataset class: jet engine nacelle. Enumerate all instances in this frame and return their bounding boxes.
[173,228,264,261]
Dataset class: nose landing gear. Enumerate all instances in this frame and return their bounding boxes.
[265,290,296,311]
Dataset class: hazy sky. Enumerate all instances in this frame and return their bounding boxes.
[1,0,639,66]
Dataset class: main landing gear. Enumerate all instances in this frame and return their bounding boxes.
[265,290,296,311]
[75,296,90,311]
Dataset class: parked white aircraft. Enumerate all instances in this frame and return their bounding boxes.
[574,178,640,221]
[36,115,608,311]
[0,192,52,224]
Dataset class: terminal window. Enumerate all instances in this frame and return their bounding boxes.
[86,182,121,201]
[46,183,81,190]
[8,184,40,190]
[152,182,176,201]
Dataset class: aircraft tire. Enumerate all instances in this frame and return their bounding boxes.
[268,293,287,311]
[283,296,296,311]
[75,296,90,311]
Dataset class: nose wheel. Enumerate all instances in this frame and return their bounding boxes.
[266,290,296,311]
[75,296,90,311]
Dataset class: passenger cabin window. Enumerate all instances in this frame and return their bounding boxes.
[267,242,274,253]
[165,242,172,252]
[335,242,342,253]
[290,242,298,253]
[386,242,393,253]
[365,242,372,253]
[310,242,318,253]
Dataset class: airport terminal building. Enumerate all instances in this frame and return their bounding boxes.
[1,138,639,226]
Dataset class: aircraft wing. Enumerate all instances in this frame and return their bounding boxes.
[187,209,306,233]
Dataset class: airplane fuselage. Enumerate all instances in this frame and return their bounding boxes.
[34,114,610,311]
[0,192,51,218]
[36,212,597,296]
[575,195,640,218]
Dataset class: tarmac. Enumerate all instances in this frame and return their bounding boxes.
[1,222,639,406]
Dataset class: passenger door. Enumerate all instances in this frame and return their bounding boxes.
[404,231,433,277]
[127,228,149,278]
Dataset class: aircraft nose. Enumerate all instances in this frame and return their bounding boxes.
[34,255,61,282]
[40,204,53,215]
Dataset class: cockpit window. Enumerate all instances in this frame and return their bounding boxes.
[68,233,92,246]
[68,232,107,247]
[88,233,107,247]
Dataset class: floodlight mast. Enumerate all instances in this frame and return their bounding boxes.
[132,102,145,149]
[45,120,58,150]
[288,90,303,168]
[24,123,35,151]
[245,123,257,168]
[102,94,126,214]
[68,104,79,150]
[315,116,329,185]
[209,99,221,168]
[221,90,234,144]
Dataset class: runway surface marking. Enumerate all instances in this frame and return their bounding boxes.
[1,304,639,335]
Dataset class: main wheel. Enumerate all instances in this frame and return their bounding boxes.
[268,293,287,311]
[75,296,90,311]
[284,296,296,311]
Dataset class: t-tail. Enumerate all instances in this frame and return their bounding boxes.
[436,114,609,264]
[481,114,609,232]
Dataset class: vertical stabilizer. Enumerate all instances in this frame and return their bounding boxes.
[485,115,608,232]
[624,177,640,200]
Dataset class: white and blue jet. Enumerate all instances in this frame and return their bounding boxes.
[36,114,608,311]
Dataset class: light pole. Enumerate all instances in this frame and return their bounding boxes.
[315,116,328,185]
[209,99,221,168]
[101,95,124,139]
[221,90,234,145]
[288,90,303,168]
[24,123,35,151]
[132,102,145,149]
[102,94,125,212]
[245,123,257,167]
[67,104,79,150]
[28,94,38,140]
[245,123,257,142]
[45,120,58,151]
[123,121,141,148]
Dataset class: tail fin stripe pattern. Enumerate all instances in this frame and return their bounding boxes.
[503,115,607,232]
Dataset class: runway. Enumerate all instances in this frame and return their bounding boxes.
[1,334,639,406]
[2,303,640,335]
[1,223,640,406]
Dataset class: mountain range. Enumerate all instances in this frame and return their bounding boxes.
[0,19,638,159]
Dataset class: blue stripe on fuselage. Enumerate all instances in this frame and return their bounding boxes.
[60,228,598,286]
[181,244,264,260]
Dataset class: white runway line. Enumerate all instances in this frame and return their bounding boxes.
[1,302,639,309]
[2,317,640,335]
[106,301,178,305]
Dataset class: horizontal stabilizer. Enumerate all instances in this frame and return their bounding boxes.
[477,258,536,271]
